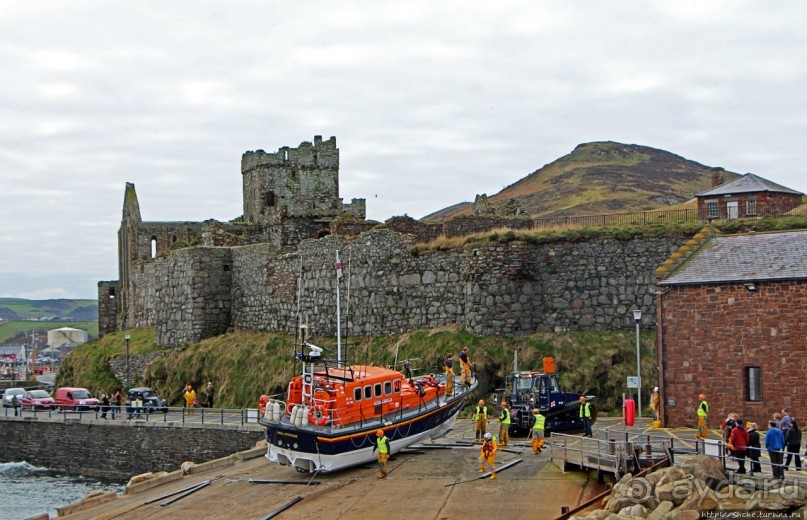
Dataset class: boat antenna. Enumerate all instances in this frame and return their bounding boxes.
[345,245,352,342]
[335,249,343,364]
[514,349,518,373]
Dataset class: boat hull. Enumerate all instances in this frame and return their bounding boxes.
[263,393,468,473]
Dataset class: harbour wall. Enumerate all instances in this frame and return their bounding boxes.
[125,229,690,346]
[0,417,264,480]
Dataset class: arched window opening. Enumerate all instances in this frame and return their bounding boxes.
[151,237,158,259]
[108,288,116,300]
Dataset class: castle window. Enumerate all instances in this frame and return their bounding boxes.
[108,288,116,299]
[745,366,761,401]
[283,149,289,161]
[151,237,157,259]
[264,191,275,207]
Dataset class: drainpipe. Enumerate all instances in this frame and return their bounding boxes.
[656,288,670,427]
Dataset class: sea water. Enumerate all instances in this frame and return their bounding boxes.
[0,461,124,520]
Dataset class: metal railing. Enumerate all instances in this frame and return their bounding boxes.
[1,404,261,427]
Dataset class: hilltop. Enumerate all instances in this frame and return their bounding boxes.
[0,298,97,321]
[423,141,739,221]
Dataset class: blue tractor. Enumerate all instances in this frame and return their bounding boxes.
[493,356,596,435]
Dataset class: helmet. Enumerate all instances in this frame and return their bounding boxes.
[532,408,538,414]
[579,396,586,402]
[484,432,492,440]
[699,394,705,400]
[376,429,384,437]
[501,401,507,407]
[479,399,485,405]
[654,387,659,392]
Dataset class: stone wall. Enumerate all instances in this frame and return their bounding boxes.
[97,281,120,337]
[658,281,807,427]
[0,417,263,480]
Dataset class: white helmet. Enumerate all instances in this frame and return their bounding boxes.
[484,432,492,440]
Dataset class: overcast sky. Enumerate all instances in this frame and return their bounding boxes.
[1,1,806,300]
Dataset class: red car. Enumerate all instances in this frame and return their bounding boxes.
[21,389,55,410]
[54,387,99,411]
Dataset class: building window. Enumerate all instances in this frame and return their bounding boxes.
[746,199,757,216]
[150,237,158,259]
[706,201,719,219]
[745,366,761,401]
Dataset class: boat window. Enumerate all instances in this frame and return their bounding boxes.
[549,374,560,393]
[374,383,382,397]
[393,379,401,392]
[384,382,392,395]
[354,388,362,402]
[364,386,372,399]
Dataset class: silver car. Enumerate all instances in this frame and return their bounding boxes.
[2,387,26,407]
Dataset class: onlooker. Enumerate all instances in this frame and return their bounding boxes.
[206,381,214,408]
[747,422,762,476]
[784,418,802,471]
[100,393,110,419]
[184,384,197,415]
[728,419,749,474]
[112,390,122,419]
[772,412,783,429]
[765,420,786,480]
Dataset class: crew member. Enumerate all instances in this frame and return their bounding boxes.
[372,429,391,479]
[498,400,511,446]
[579,396,592,437]
[531,407,546,454]
[474,399,488,442]
[258,394,269,416]
[459,347,472,387]
[650,386,660,423]
[696,393,709,440]
[479,432,498,479]
[444,354,455,396]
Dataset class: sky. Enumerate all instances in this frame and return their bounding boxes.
[1,1,806,300]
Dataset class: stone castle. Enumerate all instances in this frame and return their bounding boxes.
[99,136,688,346]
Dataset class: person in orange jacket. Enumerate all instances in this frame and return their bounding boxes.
[479,432,498,479]
[184,384,197,415]
[258,394,269,416]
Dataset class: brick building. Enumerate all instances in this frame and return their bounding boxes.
[655,229,807,428]
[696,173,803,220]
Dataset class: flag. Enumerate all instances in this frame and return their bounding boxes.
[336,259,343,279]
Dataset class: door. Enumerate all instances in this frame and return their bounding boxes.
[727,200,739,220]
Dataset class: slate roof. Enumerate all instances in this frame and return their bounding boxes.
[697,173,804,197]
[660,230,807,285]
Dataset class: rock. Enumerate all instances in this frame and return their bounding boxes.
[646,501,674,520]
[181,461,195,475]
[581,510,612,519]
[618,503,647,517]
[655,467,685,488]
[255,438,267,448]
[745,485,806,511]
[655,478,694,506]
[82,489,105,501]
[715,484,752,510]
[607,496,635,513]
[677,456,726,489]
[660,510,699,520]
[677,487,718,512]
[126,472,155,487]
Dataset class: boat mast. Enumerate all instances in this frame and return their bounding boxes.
[336,249,342,364]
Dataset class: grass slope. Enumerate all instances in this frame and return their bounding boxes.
[57,327,656,413]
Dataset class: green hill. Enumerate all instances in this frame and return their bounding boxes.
[0,298,97,320]
[424,141,739,221]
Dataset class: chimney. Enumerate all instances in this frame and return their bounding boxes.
[710,167,725,187]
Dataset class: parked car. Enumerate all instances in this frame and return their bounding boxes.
[2,387,26,407]
[54,387,99,411]
[21,389,55,410]
[127,387,168,414]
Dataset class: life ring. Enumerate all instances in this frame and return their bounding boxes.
[309,404,329,426]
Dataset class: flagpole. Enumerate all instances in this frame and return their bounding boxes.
[336,250,342,364]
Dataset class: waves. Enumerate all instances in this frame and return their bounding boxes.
[0,461,52,478]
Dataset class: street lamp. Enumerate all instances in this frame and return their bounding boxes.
[633,309,642,426]
[125,334,131,394]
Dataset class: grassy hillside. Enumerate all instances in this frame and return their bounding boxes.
[57,327,656,413]
[424,141,740,221]
[0,298,97,321]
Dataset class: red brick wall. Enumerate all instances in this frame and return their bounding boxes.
[697,192,802,219]
[658,281,807,428]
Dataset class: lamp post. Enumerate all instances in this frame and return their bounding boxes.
[633,309,642,426]
[125,334,131,394]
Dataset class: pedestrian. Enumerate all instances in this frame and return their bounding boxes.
[11,394,20,416]
[458,348,472,387]
[498,401,510,446]
[772,412,783,429]
[784,418,802,471]
[258,394,269,417]
[579,396,592,437]
[650,387,660,422]
[371,429,390,479]
[184,384,197,415]
[747,422,762,476]
[100,393,110,420]
[781,409,792,429]
[444,354,455,396]
[206,381,214,408]
[531,407,546,454]
[474,399,488,442]
[728,419,749,474]
[695,394,709,440]
[765,420,786,480]
[478,432,498,479]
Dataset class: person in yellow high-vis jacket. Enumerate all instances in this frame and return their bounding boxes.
[696,394,709,440]
[372,429,391,479]
[498,401,511,446]
[459,347,472,387]
[479,432,498,479]
[531,408,546,454]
